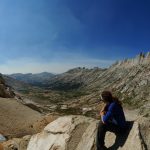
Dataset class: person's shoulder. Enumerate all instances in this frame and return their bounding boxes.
[110,101,117,106]
[108,102,117,110]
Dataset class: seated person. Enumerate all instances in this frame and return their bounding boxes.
[96,91,127,150]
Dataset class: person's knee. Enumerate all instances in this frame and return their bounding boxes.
[98,121,106,131]
[98,121,105,126]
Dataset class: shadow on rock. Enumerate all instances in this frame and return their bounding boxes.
[108,121,134,150]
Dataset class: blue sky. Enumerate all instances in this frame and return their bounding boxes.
[0,0,150,74]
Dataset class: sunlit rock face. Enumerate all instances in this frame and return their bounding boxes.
[27,116,97,150]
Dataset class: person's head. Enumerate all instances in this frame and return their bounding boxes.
[100,91,122,105]
[100,91,113,104]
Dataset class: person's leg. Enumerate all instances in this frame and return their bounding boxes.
[105,123,127,149]
[105,123,121,134]
[96,121,107,150]
[96,122,122,150]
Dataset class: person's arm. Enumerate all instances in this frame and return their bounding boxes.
[100,104,107,123]
[100,111,106,124]
[100,104,107,114]
[102,103,116,124]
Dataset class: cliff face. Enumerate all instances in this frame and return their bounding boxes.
[0,74,15,98]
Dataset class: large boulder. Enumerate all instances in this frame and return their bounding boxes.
[2,115,148,150]
[26,115,146,150]
[27,116,96,150]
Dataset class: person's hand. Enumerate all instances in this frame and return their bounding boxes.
[100,110,106,116]
[96,110,106,119]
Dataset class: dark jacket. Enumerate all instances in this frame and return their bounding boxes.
[102,102,126,128]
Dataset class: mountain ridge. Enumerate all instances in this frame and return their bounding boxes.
[7,72,55,87]
[3,52,150,117]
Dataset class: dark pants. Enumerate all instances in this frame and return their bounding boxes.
[96,121,124,150]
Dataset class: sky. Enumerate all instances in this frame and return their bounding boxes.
[0,0,150,74]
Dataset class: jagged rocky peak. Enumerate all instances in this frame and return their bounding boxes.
[67,67,103,74]
[67,67,88,73]
[143,52,150,63]
[112,52,150,68]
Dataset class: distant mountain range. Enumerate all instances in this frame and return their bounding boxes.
[7,72,55,87]
[2,52,150,116]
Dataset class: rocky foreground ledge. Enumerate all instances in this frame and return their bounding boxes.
[1,115,149,150]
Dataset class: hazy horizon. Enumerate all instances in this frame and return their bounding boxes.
[2,64,110,75]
